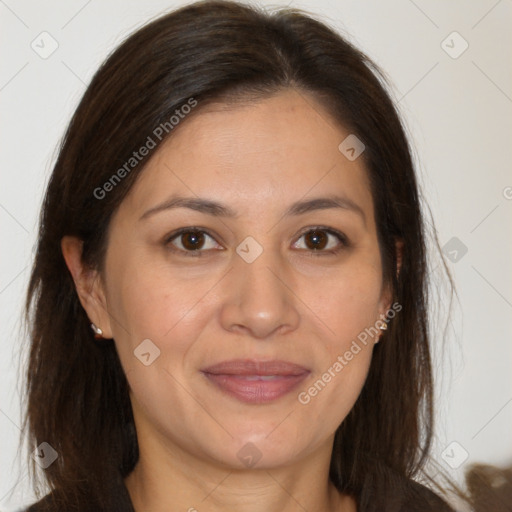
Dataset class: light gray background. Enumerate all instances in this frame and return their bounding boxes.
[1,0,511,510]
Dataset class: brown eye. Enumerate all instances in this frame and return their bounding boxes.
[180,230,205,250]
[303,230,328,250]
[166,228,221,256]
[293,227,348,255]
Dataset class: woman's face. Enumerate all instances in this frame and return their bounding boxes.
[95,88,392,469]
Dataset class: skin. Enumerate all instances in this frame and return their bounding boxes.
[62,88,401,512]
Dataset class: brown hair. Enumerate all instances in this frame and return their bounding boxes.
[465,463,512,511]
[23,0,452,508]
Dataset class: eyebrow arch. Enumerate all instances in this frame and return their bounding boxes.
[139,194,366,225]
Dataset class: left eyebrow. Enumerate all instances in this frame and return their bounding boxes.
[285,195,366,225]
[139,194,366,226]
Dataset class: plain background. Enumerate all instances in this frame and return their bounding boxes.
[1,0,511,509]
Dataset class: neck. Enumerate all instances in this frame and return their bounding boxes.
[124,428,356,512]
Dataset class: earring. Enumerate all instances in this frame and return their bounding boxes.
[375,322,388,344]
[90,323,104,339]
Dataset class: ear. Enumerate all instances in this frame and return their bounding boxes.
[61,236,114,339]
[395,238,404,279]
[378,237,404,316]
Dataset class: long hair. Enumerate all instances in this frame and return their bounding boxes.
[23,0,441,508]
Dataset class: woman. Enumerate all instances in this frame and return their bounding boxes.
[23,1,457,510]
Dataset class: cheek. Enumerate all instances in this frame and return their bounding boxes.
[105,255,218,373]
[106,265,219,437]
[292,260,383,432]
[302,259,384,346]
[296,323,374,442]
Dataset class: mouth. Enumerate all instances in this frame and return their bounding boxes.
[201,359,310,404]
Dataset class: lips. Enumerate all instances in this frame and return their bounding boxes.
[202,359,309,376]
[201,359,310,404]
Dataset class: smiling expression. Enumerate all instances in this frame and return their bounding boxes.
[96,88,392,469]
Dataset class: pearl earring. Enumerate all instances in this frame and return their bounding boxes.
[375,322,388,344]
[90,323,104,339]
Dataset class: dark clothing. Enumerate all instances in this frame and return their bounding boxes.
[25,473,454,512]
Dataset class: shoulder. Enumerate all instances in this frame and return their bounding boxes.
[24,492,53,512]
[24,492,76,512]
[359,470,455,512]
[23,490,99,512]
[23,480,134,512]
[24,494,54,512]
[398,479,454,511]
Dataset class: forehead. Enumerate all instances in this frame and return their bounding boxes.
[118,89,375,223]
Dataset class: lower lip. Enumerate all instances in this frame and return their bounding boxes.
[202,372,310,404]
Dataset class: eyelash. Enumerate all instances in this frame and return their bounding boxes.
[164,226,349,258]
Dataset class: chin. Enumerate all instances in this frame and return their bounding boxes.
[207,425,313,470]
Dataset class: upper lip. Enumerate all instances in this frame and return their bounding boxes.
[201,359,310,376]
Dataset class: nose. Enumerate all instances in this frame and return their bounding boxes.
[219,246,300,339]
